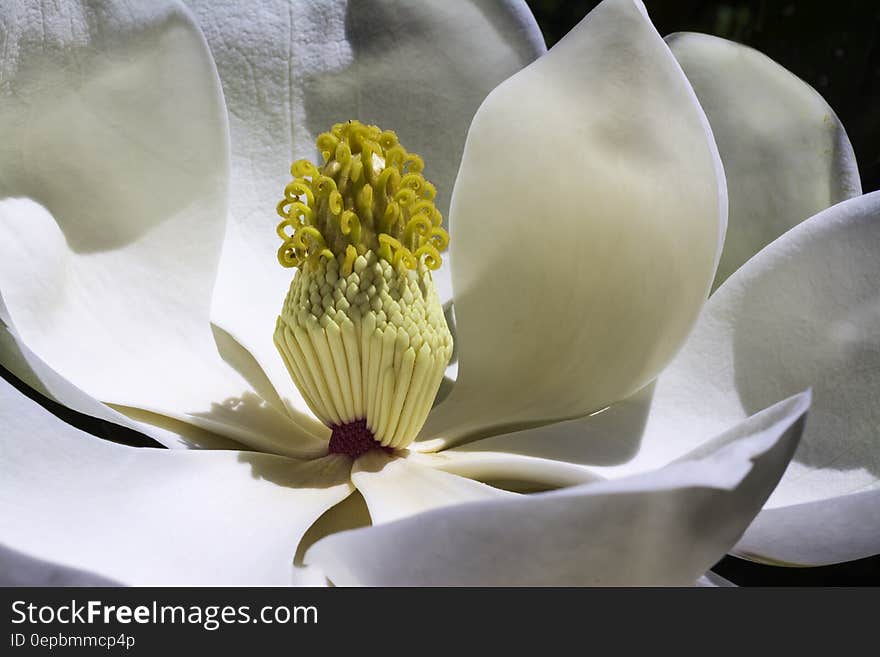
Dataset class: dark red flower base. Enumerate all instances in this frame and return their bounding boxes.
[327,419,392,459]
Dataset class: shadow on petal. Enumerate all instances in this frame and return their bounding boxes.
[212,323,290,414]
[236,452,352,489]
[438,382,653,467]
[301,0,542,220]
[188,391,329,460]
[294,490,371,567]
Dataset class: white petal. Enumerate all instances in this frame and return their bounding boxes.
[667,33,861,287]
[0,196,323,458]
[677,193,880,561]
[423,0,726,443]
[1,314,240,450]
[696,571,735,587]
[465,193,880,564]
[306,393,808,586]
[0,374,353,586]
[0,544,121,586]
[407,449,601,491]
[0,2,325,454]
[183,0,544,421]
[426,382,658,463]
[735,490,880,566]
[351,450,513,525]
[296,490,372,568]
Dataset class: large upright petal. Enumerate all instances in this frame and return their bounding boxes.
[667,33,861,287]
[183,0,545,420]
[423,0,726,443]
[306,393,808,586]
[0,1,324,453]
[0,374,353,585]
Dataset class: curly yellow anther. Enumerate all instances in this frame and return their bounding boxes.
[393,247,417,270]
[408,201,440,227]
[341,244,358,277]
[361,139,381,168]
[340,210,361,246]
[291,159,319,179]
[347,123,369,151]
[379,130,398,150]
[377,233,400,263]
[278,200,313,223]
[356,185,374,224]
[315,176,337,197]
[403,214,432,250]
[285,180,314,206]
[380,201,400,235]
[420,181,437,201]
[376,167,400,197]
[293,226,327,257]
[277,240,301,268]
[394,188,417,208]
[385,145,407,169]
[276,199,293,221]
[410,199,434,218]
[349,158,364,184]
[335,141,352,165]
[317,133,339,161]
[274,120,447,273]
[329,191,343,216]
[425,226,450,251]
[403,153,424,173]
[415,244,442,270]
[400,173,425,195]
[276,219,297,241]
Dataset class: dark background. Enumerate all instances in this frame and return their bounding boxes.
[526,0,880,585]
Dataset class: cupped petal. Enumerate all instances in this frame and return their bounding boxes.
[0,374,353,585]
[423,0,726,443]
[306,392,808,586]
[351,450,513,525]
[182,0,545,420]
[465,193,880,564]
[0,2,325,454]
[667,32,861,288]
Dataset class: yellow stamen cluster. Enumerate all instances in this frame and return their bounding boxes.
[273,121,453,451]
[276,120,449,275]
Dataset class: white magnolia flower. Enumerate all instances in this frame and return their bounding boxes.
[0,0,876,586]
